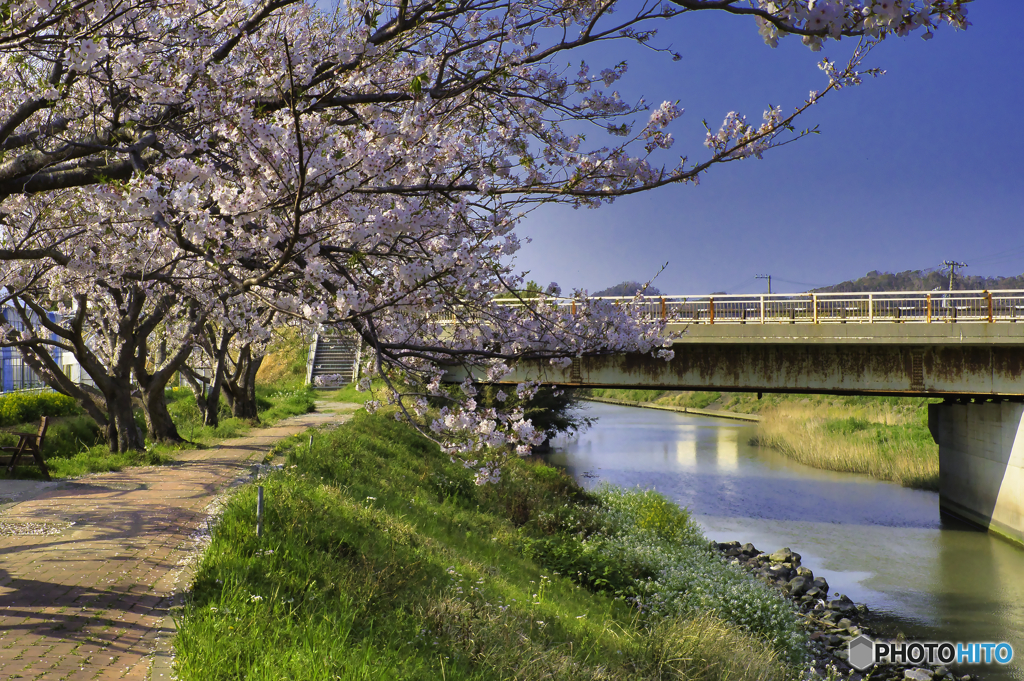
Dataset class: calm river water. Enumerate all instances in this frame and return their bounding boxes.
[547,401,1024,680]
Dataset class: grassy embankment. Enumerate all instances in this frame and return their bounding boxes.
[0,331,316,479]
[174,410,807,681]
[588,389,939,490]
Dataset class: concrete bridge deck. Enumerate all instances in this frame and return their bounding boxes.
[459,320,1024,399]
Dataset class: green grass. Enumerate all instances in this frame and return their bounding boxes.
[314,381,377,404]
[255,387,317,424]
[44,445,175,479]
[174,413,799,681]
[589,389,723,410]
[588,388,667,403]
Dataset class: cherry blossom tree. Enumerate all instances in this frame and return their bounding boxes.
[0,0,970,463]
[0,190,214,451]
[180,300,277,427]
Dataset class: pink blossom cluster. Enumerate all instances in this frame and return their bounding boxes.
[753,0,968,50]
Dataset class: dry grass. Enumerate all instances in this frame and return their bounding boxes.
[753,401,939,490]
[425,595,790,681]
[255,327,310,388]
[638,614,790,681]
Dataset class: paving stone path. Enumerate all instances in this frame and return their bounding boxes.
[0,403,356,680]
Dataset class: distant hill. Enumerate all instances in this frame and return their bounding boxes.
[593,281,662,297]
[812,269,1024,293]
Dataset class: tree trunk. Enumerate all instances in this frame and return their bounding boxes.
[223,346,263,421]
[10,290,160,453]
[181,367,212,425]
[139,378,184,443]
[16,340,139,453]
[204,379,224,427]
[194,329,231,428]
[108,388,146,453]
[133,307,206,442]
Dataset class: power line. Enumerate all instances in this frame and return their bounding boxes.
[715,275,756,294]
[775,277,828,290]
[941,260,968,291]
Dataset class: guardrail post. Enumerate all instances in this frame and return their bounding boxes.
[709,297,715,324]
[812,294,818,324]
[987,290,993,322]
[660,297,666,320]
[927,294,932,323]
[869,293,874,323]
[571,300,576,316]
[760,295,765,324]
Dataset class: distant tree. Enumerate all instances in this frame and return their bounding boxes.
[511,281,545,300]
[594,281,662,297]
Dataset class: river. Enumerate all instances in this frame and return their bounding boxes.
[547,401,1024,681]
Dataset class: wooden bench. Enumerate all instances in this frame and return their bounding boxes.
[0,416,51,480]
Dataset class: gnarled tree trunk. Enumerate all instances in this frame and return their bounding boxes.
[181,326,231,428]
[107,387,146,452]
[222,343,264,421]
[132,311,205,443]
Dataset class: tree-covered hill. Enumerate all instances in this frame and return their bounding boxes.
[813,269,1024,293]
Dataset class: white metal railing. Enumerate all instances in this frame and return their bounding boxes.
[484,290,1024,325]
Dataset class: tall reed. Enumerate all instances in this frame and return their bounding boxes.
[753,401,939,490]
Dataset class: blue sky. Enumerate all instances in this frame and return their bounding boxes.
[514,2,1023,295]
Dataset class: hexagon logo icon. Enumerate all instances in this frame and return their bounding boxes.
[848,635,876,671]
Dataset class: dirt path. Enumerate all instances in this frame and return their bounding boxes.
[0,403,357,680]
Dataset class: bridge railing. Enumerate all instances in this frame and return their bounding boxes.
[488,290,1024,324]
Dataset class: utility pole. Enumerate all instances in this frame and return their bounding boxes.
[755,273,772,294]
[942,260,967,291]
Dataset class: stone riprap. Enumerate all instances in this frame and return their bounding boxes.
[713,541,977,681]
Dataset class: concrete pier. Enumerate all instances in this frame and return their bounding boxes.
[929,402,1024,547]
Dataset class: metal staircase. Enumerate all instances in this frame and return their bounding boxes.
[306,333,362,386]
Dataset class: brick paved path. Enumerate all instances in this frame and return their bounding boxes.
[0,404,355,680]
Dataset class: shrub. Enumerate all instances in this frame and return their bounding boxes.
[0,391,80,427]
[41,416,103,459]
[527,485,806,665]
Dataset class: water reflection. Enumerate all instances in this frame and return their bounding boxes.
[548,402,1024,680]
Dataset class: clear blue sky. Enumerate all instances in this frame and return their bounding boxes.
[515,2,1023,295]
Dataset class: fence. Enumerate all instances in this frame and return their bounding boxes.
[488,290,1024,325]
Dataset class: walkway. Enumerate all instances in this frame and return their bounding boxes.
[0,403,356,680]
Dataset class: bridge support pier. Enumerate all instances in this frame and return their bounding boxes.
[929,402,1024,547]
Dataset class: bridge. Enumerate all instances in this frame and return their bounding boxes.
[446,289,1024,547]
